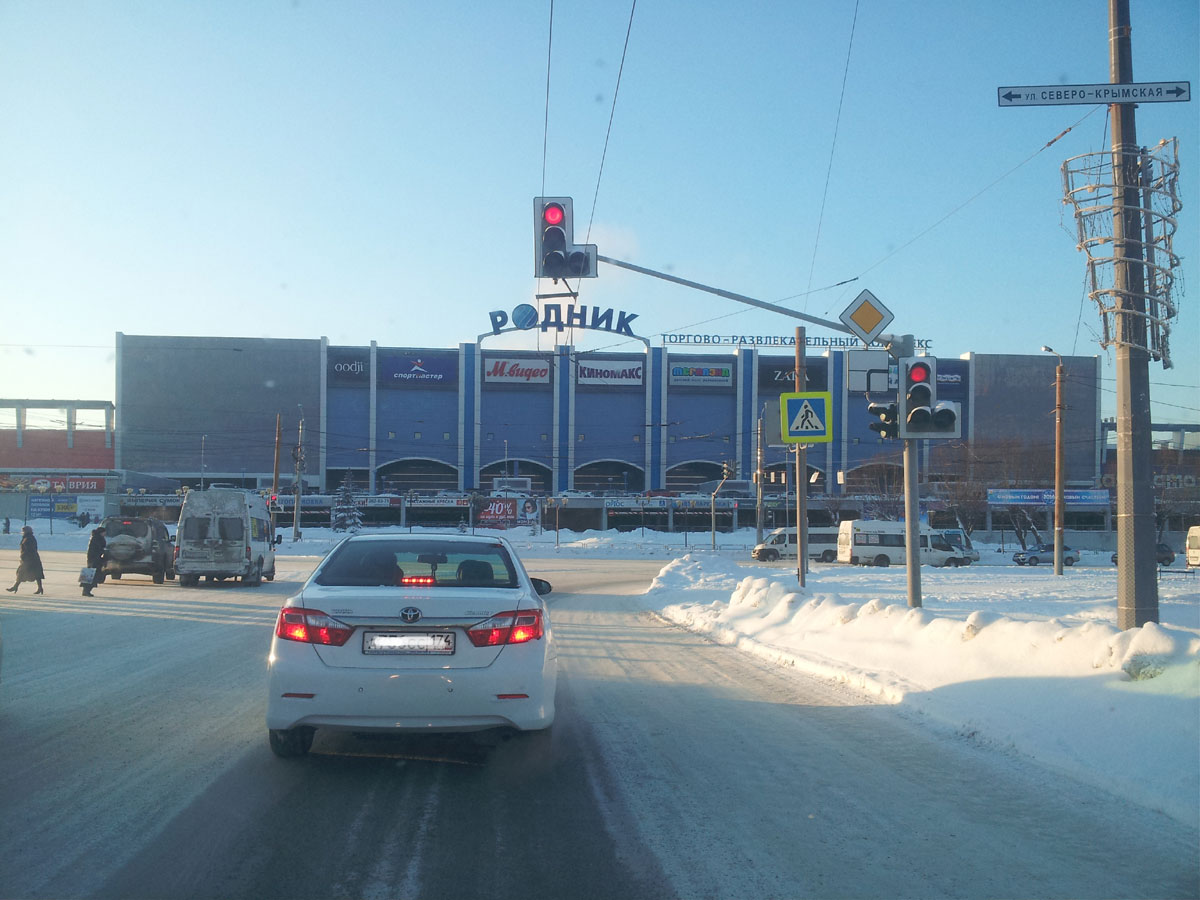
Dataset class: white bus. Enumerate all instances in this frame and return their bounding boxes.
[1187,526,1200,569]
[836,520,967,567]
[751,526,840,563]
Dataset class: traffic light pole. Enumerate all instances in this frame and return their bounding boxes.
[795,328,807,588]
[903,437,922,607]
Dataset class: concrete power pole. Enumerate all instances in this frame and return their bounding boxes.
[1109,0,1159,628]
[292,411,305,543]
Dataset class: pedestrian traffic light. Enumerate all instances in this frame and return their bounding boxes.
[534,197,597,279]
[867,401,898,440]
[898,357,960,439]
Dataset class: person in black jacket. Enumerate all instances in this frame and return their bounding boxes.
[7,525,45,595]
[83,525,107,597]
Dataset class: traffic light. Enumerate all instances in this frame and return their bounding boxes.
[898,357,960,439]
[534,197,597,279]
[867,401,898,440]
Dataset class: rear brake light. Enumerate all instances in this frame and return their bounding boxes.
[467,609,543,647]
[401,575,436,586]
[275,607,354,646]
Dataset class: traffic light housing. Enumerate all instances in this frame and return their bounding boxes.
[534,197,597,279]
[867,401,898,440]
[898,357,960,439]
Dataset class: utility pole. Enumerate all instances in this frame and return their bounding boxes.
[271,413,281,535]
[1041,348,1066,576]
[1109,0,1158,628]
[795,327,807,588]
[292,409,305,542]
[755,414,764,547]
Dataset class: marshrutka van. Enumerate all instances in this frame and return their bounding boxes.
[751,526,840,562]
[1187,526,1200,569]
[174,486,279,586]
[836,519,968,568]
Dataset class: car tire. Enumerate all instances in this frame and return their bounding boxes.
[1064,557,1074,566]
[873,555,890,567]
[244,561,263,586]
[821,550,836,563]
[763,549,779,562]
[180,574,199,587]
[269,727,314,758]
[111,572,122,580]
[153,568,165,584]
[1028,557,1039,566]
[167,569,176,581]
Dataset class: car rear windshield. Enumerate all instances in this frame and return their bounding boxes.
[314,540,518,588]
[105,519,150,538]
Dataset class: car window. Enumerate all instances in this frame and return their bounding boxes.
[182,518,209,541]
[218,517,244,540]
[105,519,150,538]
[315,540,518,588]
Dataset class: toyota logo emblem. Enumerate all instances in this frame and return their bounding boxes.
[400,607,422,624]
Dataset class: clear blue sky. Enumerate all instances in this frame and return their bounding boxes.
[1,0,1196,429]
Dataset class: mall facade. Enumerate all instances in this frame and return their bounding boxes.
[109,329,1104,501]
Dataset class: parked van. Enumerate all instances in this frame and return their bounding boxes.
[751,526,840,562]
[836,520,963,567]
[101,515,175,583]
[174,487,279,586]
[1187,526,1200,569]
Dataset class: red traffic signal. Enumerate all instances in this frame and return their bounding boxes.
[542,202,565,227]
[533,196,598,279]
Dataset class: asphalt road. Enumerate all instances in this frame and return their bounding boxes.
[0,550,1196,899]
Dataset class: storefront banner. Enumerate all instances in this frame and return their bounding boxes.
[0,474,108,493]
[577,362,644,386]
[483,358,551,384]
[379,354,456,386]
[987,489,1111,506]
[669,363,734,387]
[327,349,370,384]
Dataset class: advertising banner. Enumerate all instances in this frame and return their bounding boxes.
[379,353,456,387]
[577,361,644,386]
[477,497,516,523]
[669,363,734,387]
[483,358,552,384]
[987,489,1111,506]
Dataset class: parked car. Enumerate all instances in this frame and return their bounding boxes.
[266,533,557,758]
[1013,544,1080,566]
[101,516,175,583]
[1111,543,1176,566]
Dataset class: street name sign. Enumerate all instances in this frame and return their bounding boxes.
[780,392,833,444]
[997,81,1190,107]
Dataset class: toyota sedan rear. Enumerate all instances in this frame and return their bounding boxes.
[266,533,556,758]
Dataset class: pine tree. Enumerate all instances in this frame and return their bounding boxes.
[331,472,363,532]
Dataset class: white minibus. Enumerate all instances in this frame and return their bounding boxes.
[836,520,965,567]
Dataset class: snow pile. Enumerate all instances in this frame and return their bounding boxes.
[643,553,1200,825]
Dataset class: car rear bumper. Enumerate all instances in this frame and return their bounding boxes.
[266,640,557,733]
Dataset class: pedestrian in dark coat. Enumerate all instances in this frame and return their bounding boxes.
[83,525,107,597]
[7,525,45,594]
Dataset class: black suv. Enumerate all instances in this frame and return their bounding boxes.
[101,516,176,583]
[1111,543,1176,566]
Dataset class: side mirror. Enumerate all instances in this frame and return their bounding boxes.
[531,577,552,596]
[274,534,283,545]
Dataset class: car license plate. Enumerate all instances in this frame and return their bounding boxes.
[363,632,455,655]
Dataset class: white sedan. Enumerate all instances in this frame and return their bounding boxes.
[266,533,557,757]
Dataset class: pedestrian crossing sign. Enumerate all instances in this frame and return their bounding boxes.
[780,392,833,444]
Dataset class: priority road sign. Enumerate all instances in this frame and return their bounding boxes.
[780,392,833,444]
[997,81,1190,107]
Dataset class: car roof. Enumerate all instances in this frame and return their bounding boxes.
[335,532,515,549]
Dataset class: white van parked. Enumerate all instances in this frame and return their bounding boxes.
[175,487,279,586]
[836,519,964,567]
[1187,526,1200,569]
[751,526,840,562]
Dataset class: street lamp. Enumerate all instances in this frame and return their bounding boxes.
[1041,347,1065,576]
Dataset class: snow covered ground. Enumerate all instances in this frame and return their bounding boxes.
[6,519,1198,826]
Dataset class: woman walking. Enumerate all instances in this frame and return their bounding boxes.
[82,525,106,597]
[6,525,45,594]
